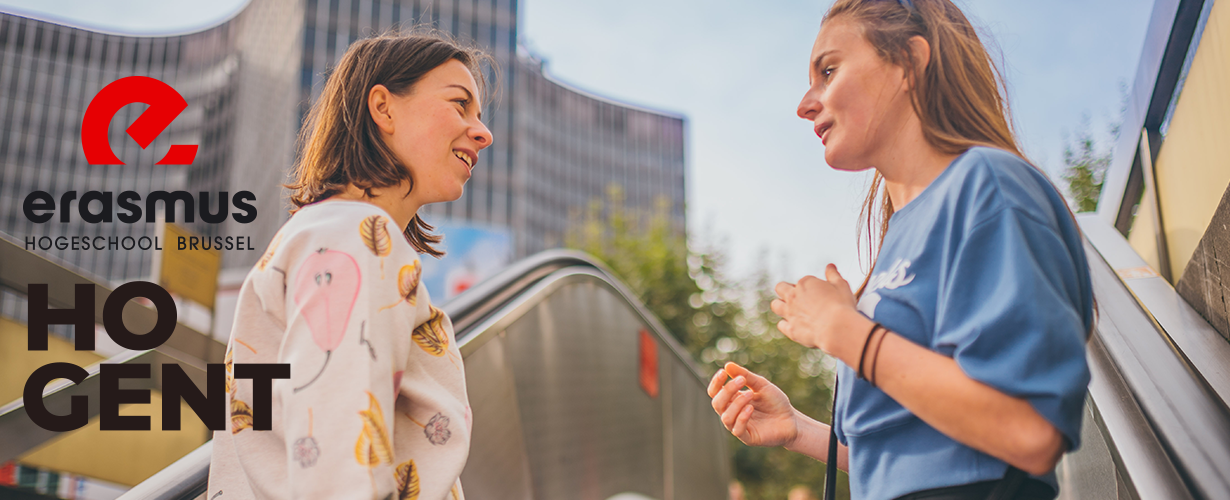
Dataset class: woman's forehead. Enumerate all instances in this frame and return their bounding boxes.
[812,19,865,59]
[422,60,479,92]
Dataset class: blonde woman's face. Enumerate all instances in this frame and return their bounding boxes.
[797,20,914,171]
[381,59,493,205]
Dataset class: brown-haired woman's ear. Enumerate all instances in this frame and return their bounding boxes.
[367,84,395,135]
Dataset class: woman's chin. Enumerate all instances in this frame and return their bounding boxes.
[823,149,873,173]
[445,186,465,202]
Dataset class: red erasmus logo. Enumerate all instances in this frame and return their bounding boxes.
[81,76,198,165]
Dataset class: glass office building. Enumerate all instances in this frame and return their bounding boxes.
[0,0,686,280]
[0,0,303,281]
[298,0,687,258]
[0,12,242,279]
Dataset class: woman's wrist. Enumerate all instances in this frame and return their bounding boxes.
[783,407,808,452]
[831,309,876,367]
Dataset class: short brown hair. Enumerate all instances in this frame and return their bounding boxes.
[287,29,495,257]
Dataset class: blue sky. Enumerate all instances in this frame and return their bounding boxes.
[521,0,1155,281]
[1,0,1157,282]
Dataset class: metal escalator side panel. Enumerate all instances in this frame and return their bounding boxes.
[458,333,535,500]
[115,441,213,500]
[457,267,729,500]
[1082,236,1230,498]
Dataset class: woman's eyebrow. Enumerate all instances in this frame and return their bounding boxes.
[446,84,474,101]
[811,50,837,74]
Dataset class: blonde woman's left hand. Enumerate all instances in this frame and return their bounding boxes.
[770,264,871,364]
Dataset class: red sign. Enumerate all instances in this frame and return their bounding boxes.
[638,328,659,398]
[81,76,197,165]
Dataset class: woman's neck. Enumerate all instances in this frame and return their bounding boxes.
[327,181,421,232]
[873,124,960,210]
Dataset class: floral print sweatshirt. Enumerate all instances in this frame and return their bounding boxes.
[209,200,469,500]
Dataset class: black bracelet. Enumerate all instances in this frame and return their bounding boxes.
[857,322,882,380]
[869,325,890,388]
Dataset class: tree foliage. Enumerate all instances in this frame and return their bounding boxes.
[566,185,849,500]
[1061,127,1111,213]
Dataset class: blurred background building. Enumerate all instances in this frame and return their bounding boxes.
[0,0,685,290]
[1097,0,1230,341]
[0,0,686,495]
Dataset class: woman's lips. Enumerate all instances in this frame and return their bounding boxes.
[815,123,832,146]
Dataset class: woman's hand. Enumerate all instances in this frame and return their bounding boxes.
[708,362,799,448]
[771,264,872,364]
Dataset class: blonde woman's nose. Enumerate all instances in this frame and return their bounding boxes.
[797,88,822,121]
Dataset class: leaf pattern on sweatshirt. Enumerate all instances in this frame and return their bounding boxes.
[359,215,392,276]
[355,391,394,467]
[230,394,253,434]
[257,232,283,271]
[224,347,234,394]
[412,306,449,357]
[395,460,421,500]
[380,262,422,311]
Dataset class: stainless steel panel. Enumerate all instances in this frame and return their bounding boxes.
[1080,215,1230,405]
[0,348,209,462]
[460,333,535,500]
[502,281,666,500]
[1083,236,1230,497]
[116,441,212,500]
[670,356,729,500]
[90,253,731,499]
[1056,401,1125,500]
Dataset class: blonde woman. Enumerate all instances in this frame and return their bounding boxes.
[710,1,1091,499]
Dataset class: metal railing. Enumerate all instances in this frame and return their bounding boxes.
[0,233,225,463]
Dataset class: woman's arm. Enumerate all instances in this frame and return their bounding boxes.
[784,408,850,471]
[868,324,1065,475]
[773,266,1066,476]
[708,363,849,471]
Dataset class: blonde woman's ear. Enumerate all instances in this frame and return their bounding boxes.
[906,35,932,88]
[367,84,396,135]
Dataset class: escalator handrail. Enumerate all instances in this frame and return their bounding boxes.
[1079,216,1230,498]
[116,249,703,499]
[439,249,603,336]
[455,264,712,385]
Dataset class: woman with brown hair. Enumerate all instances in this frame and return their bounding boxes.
[208,31,492,499]
[709,1,1091,499]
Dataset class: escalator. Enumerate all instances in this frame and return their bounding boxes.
[111,250,732,500]
[1053,217,1230,500]
[6,220,1230,499]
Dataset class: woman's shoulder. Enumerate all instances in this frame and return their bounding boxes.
[946,146,1069,229]
[286,200,397,232]
[261,200,411,269]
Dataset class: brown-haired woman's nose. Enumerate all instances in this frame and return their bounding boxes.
[473,122,493,149]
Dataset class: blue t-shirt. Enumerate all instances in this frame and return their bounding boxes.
[833,147,1092,500]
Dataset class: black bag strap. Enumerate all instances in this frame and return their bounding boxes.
[823,376,839,500]
[986,466,1027,500]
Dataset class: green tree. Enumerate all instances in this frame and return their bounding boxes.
[1062,127,1111,213]
[566,185,848,500]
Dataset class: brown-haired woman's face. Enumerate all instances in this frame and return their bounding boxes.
[797,20,915,171]
[373,59,493,205]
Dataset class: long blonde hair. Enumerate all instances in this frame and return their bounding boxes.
[823,0,1024,294]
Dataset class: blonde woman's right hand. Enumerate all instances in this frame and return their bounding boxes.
[708,362,799,448]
